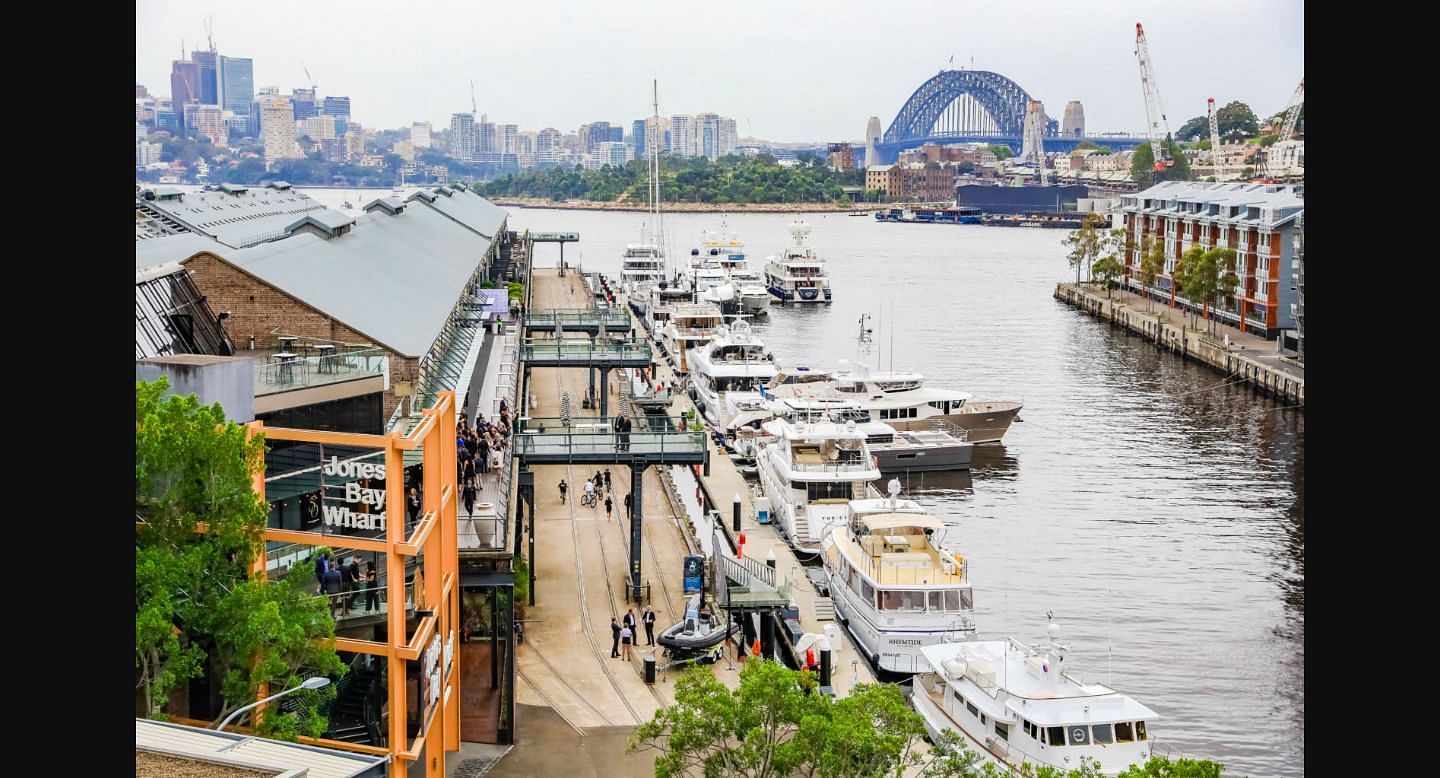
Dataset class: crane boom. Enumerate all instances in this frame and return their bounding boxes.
[1207,98,1222,176]
[1278,78,1304,141]
[470,79,477,114]
[1134,23,1172,169]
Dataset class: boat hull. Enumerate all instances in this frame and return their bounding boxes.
[892,402,1023,445]
[873,442,973,472]
[830,578,974,677]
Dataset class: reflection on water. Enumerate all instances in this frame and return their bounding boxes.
[506,208,1303,777]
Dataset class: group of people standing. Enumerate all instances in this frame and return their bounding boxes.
[456,402,513,518]
[316,551,378,617]
[610,606,658,660]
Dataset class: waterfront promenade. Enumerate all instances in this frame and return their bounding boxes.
[1054,282,1304,404]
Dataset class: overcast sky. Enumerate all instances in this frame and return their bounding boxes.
[136,0,1303,142]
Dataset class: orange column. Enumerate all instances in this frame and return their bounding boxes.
[386,434,409,778]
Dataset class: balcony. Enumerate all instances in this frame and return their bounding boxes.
[253,346,386,397]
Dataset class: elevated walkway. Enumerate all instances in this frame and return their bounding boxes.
[519,338,651,368]
[512,416,707,466]
[523,308,631,336]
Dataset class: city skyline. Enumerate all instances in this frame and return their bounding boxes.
[136,0,1302,142]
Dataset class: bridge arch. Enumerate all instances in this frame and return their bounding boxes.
[883,70,1049,143]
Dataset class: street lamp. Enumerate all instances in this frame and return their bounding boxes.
[214,676,332,732]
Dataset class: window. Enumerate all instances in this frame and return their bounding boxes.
[960,590,974,610]
[929,591,942,611]
[1115,722,1134,743]
[1023,720,1035,738]
[966,701,979,717]
[1135,721,1147,741]
[944,590,960,611]
[1092,723,1113,744]
[1047,727,1066,746]
[980,712,987,725]
[1067,725,1089,746]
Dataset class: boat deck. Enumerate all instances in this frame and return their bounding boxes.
[834,532,967,586]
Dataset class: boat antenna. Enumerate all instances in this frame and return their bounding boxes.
[889,300,896,374]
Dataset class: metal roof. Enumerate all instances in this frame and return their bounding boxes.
[135,718,387,778]
[409,187,506,239]
[137,186,328,248]
[285,208,356,234]
[217,202,501,357]
[135,233,228,270]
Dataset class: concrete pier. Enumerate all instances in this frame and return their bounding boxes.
[1054,282,1305,406]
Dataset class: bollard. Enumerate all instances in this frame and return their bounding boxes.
[820,643,833,688]
[644,655,657,684]
[766,548,776,570]
[733,494,742,533]
[738,532,746,559]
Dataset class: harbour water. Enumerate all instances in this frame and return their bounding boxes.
[296,190,1303,775]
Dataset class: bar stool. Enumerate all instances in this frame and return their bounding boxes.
[274,352,299,385]
[315,344,337,374]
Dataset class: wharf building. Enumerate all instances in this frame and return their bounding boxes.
[1119,181,1305,340]
[137,181,531,772]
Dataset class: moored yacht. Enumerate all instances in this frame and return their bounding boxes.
[912,619,1161,775]
[766,360,1022,445]
[764,221,832,304]
[754,416,879,557]
[642,280,694,341]
[822,480,975,676]
[686,320,778,427]
[728,268,770,317]
[735,398,974,472]
[698,227,768,316]
[660,303,725,375]
[621,243,666,311]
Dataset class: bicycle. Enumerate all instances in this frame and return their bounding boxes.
[581,491,598,508]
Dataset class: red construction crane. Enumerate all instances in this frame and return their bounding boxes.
[1134,23,1173,172]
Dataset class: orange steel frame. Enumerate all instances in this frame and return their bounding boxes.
[247,391,460,778]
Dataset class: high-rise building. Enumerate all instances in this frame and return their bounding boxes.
[393,139,415,161]
[135,140,163,167]
[865,116,882,166]
[260,97,300,162]
[193,105,228,147]
[500,124,519,155]
[135,122,147,142]
[719,118,737,158]
[302,115,337,141]
[323,96,351,121]
[1061,101,1085,139]
[631,119,646,158]
[344,129,364,160]
[191,50,219,105]
[218,56,254,118]
[136,84,149,98]
[136,97,156,125]
[476,117,497,162]
[411,122,432,149]
[585,122,612,154]
[694,113,720,160]
[516,131,536,155]
[450,113,476,162]
[536,127,561,159]
[292,88,317,121]
[596,141,631,168]
[170,60,201,122]
[644,117,666,160]
[669,114,693,157]
[607,126,623,144]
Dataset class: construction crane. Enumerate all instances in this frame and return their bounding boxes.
[1207,98,1223,177]
[301,60,317,97]
[1134,22,1173,172]
[1278,78,1305,141]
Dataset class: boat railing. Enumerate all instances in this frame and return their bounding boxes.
[925,418,971,441]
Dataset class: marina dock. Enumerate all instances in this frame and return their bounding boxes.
[1054,282,1304,405]
[510,268,874,739]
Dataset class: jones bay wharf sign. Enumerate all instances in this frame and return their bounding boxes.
[321,455,388,532]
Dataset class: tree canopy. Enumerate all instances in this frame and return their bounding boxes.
[477,155,855,204]
[136,378,343,738]
[1130,141,1192,185]
[986,144,1015,161]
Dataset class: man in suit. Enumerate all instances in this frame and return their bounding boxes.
[643,605,657,645]
[322,565,345,618]
[610,617,622,658]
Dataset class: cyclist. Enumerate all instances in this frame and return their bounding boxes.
[558,479,568,504]
[583,478,595,506]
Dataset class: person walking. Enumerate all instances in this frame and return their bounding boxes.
[314,551,330,584]
[624,492,633,519]
[603,469,612,492]
[322,564,345,618]
[620,623,634,661]
[463,481,477,519]
[614,413,630,452]
[363,562,379,612]
[610,617,621,658]
[345,556,363,610]
[604,495,613,520]
[461,453,476,490]
[643,605,656,645]
[558,479,568,504]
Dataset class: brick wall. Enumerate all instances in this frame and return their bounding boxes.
[185,251,415,420]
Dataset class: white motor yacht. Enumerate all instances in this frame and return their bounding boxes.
[621,243,666,312]
[764,221,832,304]
[912,618,1162,776]
[823,479,975,675]
[660,303,725,375]
[642,280,693,341]
[766,360,1022,445]
[754,416,879,557]
[733,398,974,471]
[686,320,779,427]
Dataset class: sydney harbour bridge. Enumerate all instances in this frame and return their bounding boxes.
[868,69,1145,164]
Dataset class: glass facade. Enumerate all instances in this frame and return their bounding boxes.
[219,56,255,118]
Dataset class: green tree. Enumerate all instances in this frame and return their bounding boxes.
[1216,101,1260,140]
[1171,245,1209,329]
[1130,141,1192,185]
[629,661,977,778]
[1138,237,1165,313]
[986,144,1014,161]
[1175,115,1209,143]
[1091,227,1128,299]
[136,378,343,738]
[1063,213,1108,285]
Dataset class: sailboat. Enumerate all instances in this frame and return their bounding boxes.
[622,81,672,315]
